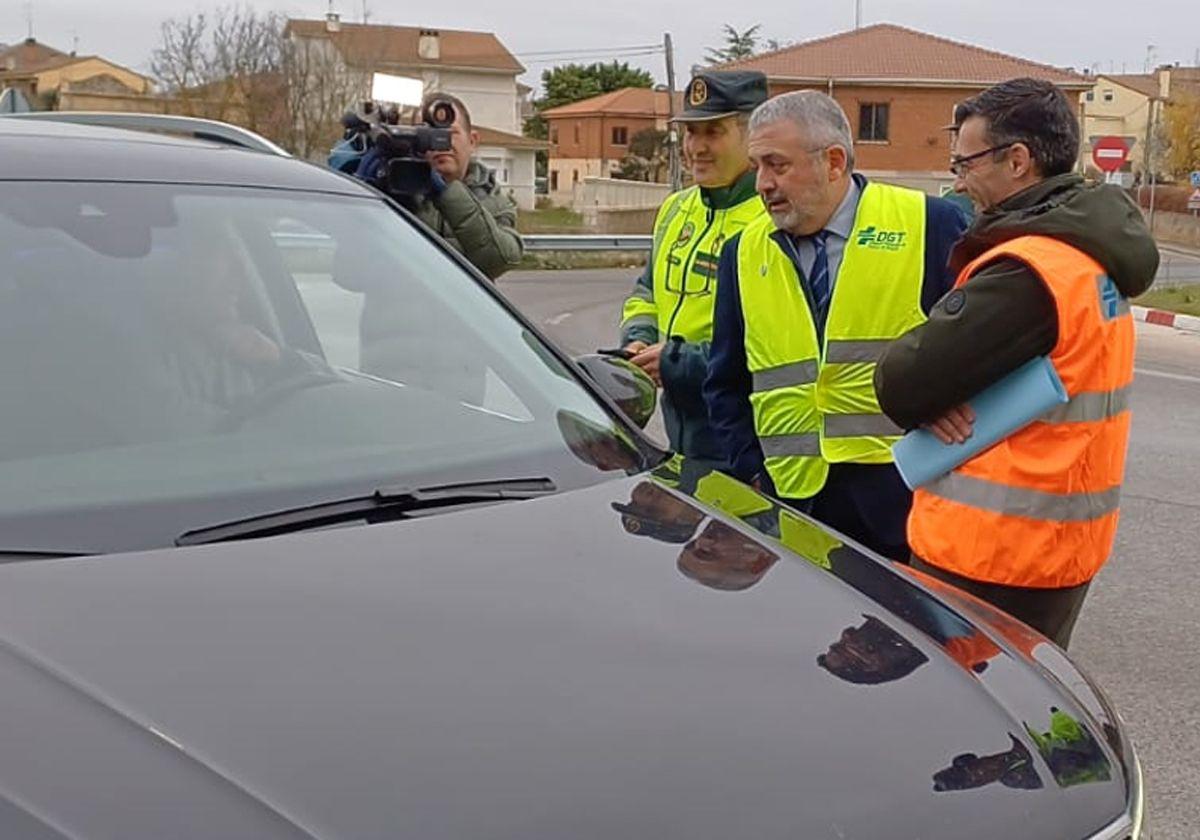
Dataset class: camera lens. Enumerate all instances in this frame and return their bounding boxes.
[425,99,456,128]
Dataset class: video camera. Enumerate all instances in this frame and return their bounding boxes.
[337,74,458,204]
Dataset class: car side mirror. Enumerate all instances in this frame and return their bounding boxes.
[575,354,657,429]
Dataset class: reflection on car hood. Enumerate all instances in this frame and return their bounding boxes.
[0,458,1127,839]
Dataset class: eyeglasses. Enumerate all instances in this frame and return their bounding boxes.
[949,143,1014,176]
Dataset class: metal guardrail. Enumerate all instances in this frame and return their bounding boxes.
[521,234,651,252]
[1,112,291,156]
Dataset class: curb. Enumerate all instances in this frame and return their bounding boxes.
[1132,305,1200,336]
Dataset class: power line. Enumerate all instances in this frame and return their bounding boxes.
[521,49,664,66]
[514,43,662,58]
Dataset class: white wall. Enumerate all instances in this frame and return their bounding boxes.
[509,150,536,210]
[477,145,536,210]
[549,158,611,205]
[1080,79,1151,176]
[423,69,519,134]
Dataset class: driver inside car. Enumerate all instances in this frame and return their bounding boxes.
[157,247,284,411]
[139,237,339,440]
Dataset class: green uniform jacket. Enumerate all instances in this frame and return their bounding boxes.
[411,160,523,280]
[619,171,763,462]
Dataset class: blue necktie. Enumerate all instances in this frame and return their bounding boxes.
[810,230,831,324]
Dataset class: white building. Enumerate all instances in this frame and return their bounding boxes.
[286,16,544,209]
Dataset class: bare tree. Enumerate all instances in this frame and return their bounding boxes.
[150,12,213,113]
[151,5,391,158]
[208,7,286,137]
[150,6,289,144]
[281,32,370,159]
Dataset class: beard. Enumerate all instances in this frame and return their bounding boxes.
[765,201,809,234]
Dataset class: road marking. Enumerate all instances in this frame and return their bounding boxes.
[547,312,573,326]
[1136,367,1200,384]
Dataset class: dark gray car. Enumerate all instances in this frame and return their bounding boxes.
[0,117,1145,839]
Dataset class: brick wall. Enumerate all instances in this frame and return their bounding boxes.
[548,114,663,166]
[772,82,989,172]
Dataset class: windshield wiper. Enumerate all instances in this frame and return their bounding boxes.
[176,477,557,547]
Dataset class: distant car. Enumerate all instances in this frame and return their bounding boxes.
[0,115,1145,839]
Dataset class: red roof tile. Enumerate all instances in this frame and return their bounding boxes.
[476,125,547,150]
[714,23,1088,88]
[285,20,523,74]
[0,38,67,72]
[1103,74,1160,99]
[542,88,681,118]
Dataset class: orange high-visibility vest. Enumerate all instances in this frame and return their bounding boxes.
[908,235,1135,589]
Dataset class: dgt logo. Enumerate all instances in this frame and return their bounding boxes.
[1097,274,1123,320]
[855,226,908,251]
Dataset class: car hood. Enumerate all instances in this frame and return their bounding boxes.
[0,459,1129,839]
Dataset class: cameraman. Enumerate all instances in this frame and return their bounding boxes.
[355,93,523,280]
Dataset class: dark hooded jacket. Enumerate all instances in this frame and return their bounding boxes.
[410,160,523,280]
[875,174,1159,430]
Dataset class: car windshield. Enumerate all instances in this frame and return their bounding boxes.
[0,181,652,554]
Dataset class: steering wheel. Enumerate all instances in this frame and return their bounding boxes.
[214,350,347,433]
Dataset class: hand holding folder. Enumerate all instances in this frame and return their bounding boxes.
[891,357,1069,490]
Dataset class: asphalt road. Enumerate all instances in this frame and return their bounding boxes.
[501,267,1200,837]
[1156,245,1200,288]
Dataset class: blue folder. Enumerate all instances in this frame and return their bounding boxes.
[892,356,1069,490]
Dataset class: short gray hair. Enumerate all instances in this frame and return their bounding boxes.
[750,91,856,170]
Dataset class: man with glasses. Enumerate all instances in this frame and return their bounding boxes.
[619,71,769,462]
[703,91,966,562]
[874,78,1158,647]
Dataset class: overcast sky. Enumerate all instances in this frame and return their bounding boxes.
[10,0,1200,90]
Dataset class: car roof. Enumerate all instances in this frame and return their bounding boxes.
[0,117,373,196]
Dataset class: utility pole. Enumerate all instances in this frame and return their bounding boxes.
[855,0,863,29]
[1146,96,1158,234]
[1143,97,1154,176]
[664,32,681,191]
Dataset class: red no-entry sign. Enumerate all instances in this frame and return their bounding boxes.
[1092,136,1130,173]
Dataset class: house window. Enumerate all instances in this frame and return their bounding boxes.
[1103,89,1114,102]
[551,171,559,191]
[858,103,889,142]
[572,170,579,184]
[612,126,628,145]
[550,127,558,143]
[573,123,580,143]
[1086,90,1095,102]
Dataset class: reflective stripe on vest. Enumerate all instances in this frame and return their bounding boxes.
[620,280,658,332]
[1041,385,1131,424]
[751,359,819,392]
[737,182,927,497]
[924,472,1122,523]
[824,413,905,439]
[621,185,765,343]
[759,433,823,458]
[824,338,893,364]
[909,235,1136,589]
